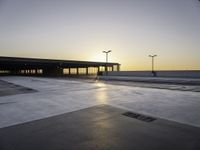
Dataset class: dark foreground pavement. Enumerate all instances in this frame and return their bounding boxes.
[0,105,200,150]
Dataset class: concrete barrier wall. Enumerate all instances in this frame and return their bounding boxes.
[103,70,200,78]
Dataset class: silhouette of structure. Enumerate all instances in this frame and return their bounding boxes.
[149,55,157,77]
[102,50,112,75]
[0,56,120,76]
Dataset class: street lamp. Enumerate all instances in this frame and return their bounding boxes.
[103,50,112,63]
[149,54,157,76]
[102,50,112,75]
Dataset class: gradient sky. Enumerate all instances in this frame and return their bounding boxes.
[0,0,200,70]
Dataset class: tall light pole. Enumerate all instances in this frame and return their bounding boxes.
[149,54,157,75]
[103,50,112,75]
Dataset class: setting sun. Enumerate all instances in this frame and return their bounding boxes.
[89,52,106,62]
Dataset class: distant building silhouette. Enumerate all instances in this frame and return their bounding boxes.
[0,56,120,76]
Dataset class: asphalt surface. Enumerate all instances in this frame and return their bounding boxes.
[0,105,200,150]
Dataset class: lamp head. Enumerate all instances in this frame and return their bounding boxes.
[149,54,157,57]
[103,50,112,53]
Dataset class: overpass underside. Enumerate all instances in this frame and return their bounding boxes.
[0,56,120,76]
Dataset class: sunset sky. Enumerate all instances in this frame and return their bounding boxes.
[0,0,200,70]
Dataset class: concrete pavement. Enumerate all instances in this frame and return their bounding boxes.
[0,105,200,150]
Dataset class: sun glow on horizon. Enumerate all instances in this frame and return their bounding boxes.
[88,52,106,62]
[0,0,200,70]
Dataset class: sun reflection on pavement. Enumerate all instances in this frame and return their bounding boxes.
[94,82,108,104]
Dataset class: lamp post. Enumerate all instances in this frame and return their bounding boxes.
[103,50,112,75]
[149,54,157,76]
